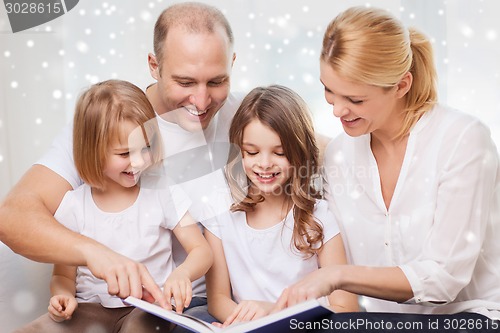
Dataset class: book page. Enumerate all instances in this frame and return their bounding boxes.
[124,297,219,333]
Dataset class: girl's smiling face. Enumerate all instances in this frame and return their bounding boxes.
[241,119,292,197]
[102,120,153,189]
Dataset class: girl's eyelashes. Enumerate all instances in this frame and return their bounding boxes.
[116,145,151,157]
[243,150,285,157]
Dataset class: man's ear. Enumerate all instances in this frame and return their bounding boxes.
[231,52,236,68]
[148,53,160,80]
[396,71,413,98]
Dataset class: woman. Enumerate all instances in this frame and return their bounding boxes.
[276,6,500,329]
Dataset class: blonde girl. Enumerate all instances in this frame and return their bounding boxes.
[16,80,212,333]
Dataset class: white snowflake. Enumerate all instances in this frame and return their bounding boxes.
[141,11,151,21]
[53,90,62,99]
[486,30,497,40]
[461,25,474,38]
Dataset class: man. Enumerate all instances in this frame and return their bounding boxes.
[144,2,243,325]
[0,1,241,327]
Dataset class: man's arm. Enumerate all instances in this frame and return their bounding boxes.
[0,165,77,261]
[0,165,166,305]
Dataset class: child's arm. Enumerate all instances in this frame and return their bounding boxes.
[204,229,239,323]
[49,264,78,322]
[317,234,359,312]
[205,229,275,326]
[167,212,213,313]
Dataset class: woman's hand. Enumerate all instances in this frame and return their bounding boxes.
[274,267,337,311]
[48,294,78,322]
[162,267,192,314]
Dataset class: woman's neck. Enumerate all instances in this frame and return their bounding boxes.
[370,132,409,155]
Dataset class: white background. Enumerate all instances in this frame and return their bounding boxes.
[1,0,499,199]
[0,1,499,331]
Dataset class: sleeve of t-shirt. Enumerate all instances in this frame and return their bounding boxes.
[160,184,192,230]
[199,212,226,239]
[35,122,83,190]
[53,189,80,233]
[313,199,340,243]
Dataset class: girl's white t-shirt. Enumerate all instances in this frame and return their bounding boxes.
[202,199,340,303]
[55,184,190,308]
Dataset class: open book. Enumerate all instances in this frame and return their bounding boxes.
[124,296,333,333]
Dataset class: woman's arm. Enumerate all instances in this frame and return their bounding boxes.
[398,121,499,304]
[317,234,359,312]
[276,264,413,310]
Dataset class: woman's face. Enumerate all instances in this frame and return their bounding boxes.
[319,60,406,138]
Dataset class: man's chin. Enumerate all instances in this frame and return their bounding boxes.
[178,119,210,132]
[179,112,215,132]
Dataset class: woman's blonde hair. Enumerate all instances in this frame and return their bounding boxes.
[321,6,437,138]
[226,85,323,257]
[73,80,162,190]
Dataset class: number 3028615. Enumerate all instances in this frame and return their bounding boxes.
[5,2,62,14]
[443,318,499,330]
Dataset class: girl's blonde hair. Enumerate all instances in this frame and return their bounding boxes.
[73,80,162,190]
[227,85,323,257]
[321,6,437,138]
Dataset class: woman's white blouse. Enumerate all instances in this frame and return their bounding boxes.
[324,105,500,318]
